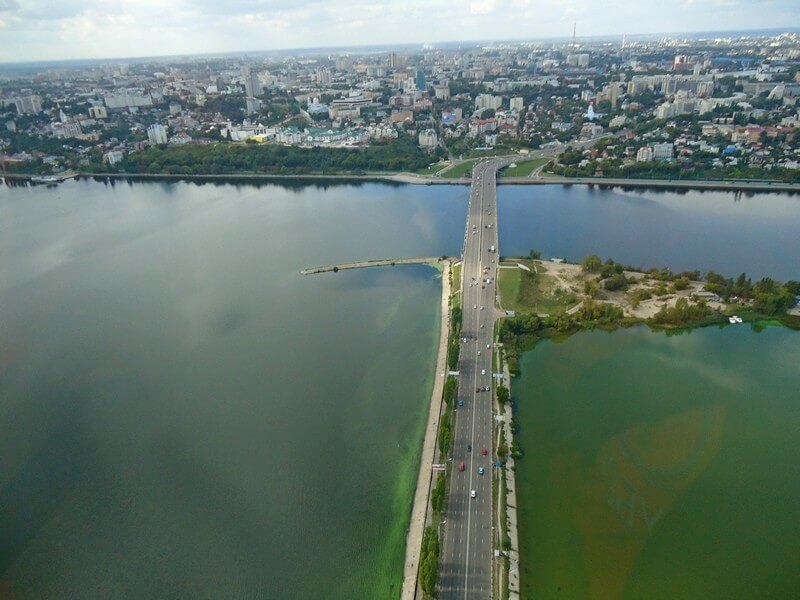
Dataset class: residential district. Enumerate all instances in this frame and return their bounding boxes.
[2,30,800,181]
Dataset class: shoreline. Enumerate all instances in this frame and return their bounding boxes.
[5,171,800,193]
[401,259,452,600]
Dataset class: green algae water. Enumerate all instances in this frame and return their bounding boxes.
[0,179,466,598]
[514,325,800,599]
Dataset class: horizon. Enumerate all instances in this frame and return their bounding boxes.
[0,0,798,64]
[0,25,798,70]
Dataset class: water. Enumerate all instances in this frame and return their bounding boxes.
[499,185,800,281]
[3,179,800,598]
[0,179,466,598]
[514,325,800,599]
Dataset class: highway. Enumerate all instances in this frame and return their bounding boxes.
[439,158,511,599]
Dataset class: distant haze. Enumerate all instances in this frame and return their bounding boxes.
[0,0,797,62]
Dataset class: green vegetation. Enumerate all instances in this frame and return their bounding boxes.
[419,526,440,598]
[651,297,714,327]
[104,135,440,175]
[417,162,449,175]
[499,157,550,178]
[447,306,463,371]
[443,376,458,410]
[441,159,479,179]
[496,385,510,405]
[498,265,578,314]
[437,411,452,457]
[705,272,799,315]
[431,473,446,514]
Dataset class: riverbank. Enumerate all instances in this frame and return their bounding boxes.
[497,256,800,374]
[5,171,800,193]
[401,259,453,600]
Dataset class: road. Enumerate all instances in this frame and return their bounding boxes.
[439,157,512,599]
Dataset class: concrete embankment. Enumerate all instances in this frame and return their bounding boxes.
[300,257,443,275]
[9,172,796,193]
[401,260,453,600]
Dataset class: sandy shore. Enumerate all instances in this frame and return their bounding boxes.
[401,260,453,600]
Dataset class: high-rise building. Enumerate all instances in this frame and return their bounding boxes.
[88,106,108,119]
[13,95,42,115]
[246,97,262,114]
[652,143,674,162]
[245,72,261,98]
[415,68,426,92]
[389,52,399,68]
[147,123,168,145]
[510,97,524,112]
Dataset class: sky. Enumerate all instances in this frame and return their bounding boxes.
[0,0,797,63]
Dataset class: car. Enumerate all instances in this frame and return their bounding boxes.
[481,448,488,456]
[475,387,481,392]
[480,324,485,329]
[480,306,484,310]
[459,461,465,472]
[477,350,481,355]
[478,467,485,475]
[470,490,477,498]
[467,444,472,452]
[481,369,486,375]
[473,304,477,309]
[459,399,464,406]
[487,344,491,349]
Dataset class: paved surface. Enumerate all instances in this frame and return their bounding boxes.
[401,262,452,600]
[300,256,442,275]
[439,158,512,599]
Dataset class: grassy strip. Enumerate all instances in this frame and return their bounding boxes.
[499,157,550,178]
[441,159,479,179]
[419,526,440,598]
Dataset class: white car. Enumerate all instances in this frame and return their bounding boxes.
[481,369,486,375]
[470,490,477,498]
[473,304,477,309]
[487,344,491,349]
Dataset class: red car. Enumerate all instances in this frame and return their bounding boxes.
[475,387,481,393]
[481,448,488,456]
[459,461,465,471]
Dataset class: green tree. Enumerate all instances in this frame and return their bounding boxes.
[581,254,602,273]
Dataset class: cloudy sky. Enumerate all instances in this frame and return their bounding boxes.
[0,0,797,63]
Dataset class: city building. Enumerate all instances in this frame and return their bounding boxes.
[147,123,168,145]
[88,106,108,119]
[636,146,654,162]
[13,95,43,114]
[418,129,438,149]
[510,97,524,112]
[246,97,262,114]
[652,143,674,162]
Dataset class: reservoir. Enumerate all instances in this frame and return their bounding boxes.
[499,185,800,281]
[0,179,465,598]
[513,325,800,599]
[2,178,799,598]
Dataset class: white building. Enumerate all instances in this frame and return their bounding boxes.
[13,95,43,114]
[103,150,124,165]
[636,146,654,162]
[419,129,438,149]
[510,97,524,112]
[104,89,153,109]
[147,123,168,145]
[246,97,262,114]
[653,143,674,162]
[475,94,502,111]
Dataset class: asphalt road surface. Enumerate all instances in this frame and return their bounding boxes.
[439,158,512,599]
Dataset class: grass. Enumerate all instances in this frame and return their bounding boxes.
[416,162,449,175]
[451,263,462,309]
[499,157,550,178]
[498,262,579,314]
[441,159,479,179]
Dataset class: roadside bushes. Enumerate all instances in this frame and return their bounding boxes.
[419,526,440,597]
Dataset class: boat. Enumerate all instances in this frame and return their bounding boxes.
[729,315,744,324]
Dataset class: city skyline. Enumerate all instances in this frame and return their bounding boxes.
[0,0,797,63]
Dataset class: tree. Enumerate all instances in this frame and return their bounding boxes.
[581,254,602,273]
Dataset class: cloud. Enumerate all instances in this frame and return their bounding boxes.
[0,0,796,62]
